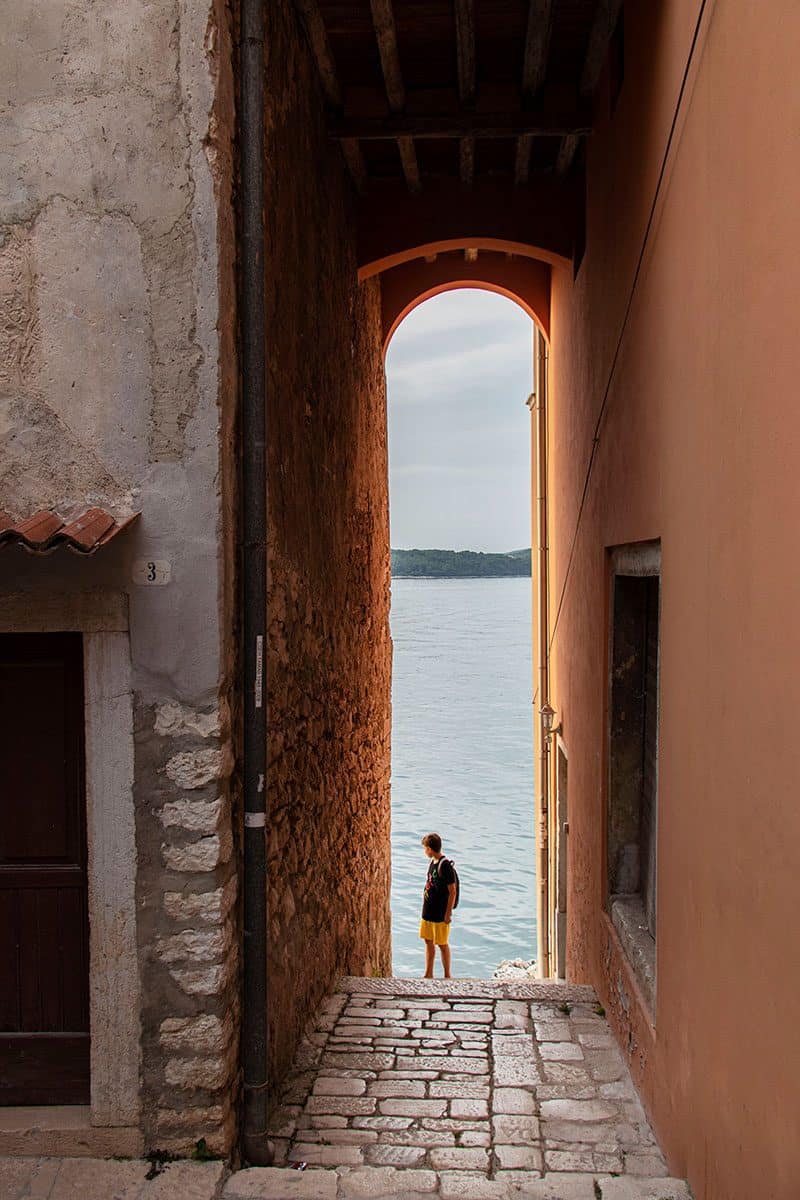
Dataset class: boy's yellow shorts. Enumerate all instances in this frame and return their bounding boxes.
[419,919,450,945]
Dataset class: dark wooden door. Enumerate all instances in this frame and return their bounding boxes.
[0,633,90,1105]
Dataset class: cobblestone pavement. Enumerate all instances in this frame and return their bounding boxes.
[0,980,692,1200]
[241,977,691,1198]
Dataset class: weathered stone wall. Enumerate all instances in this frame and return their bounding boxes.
[265,1,393,1095]
[0,0,239,1154]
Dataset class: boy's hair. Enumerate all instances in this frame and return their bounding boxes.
[421,832,442,853]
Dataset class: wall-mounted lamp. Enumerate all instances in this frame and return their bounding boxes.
[540,702,562,744]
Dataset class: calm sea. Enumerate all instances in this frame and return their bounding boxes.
[389,576,537,978]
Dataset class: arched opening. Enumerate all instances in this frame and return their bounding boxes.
[384,288,538,980]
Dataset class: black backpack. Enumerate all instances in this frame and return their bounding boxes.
[440,857,460,909]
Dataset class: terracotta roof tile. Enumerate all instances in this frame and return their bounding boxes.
[0,507,139,556]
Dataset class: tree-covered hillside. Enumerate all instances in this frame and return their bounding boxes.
[391,548,532,578]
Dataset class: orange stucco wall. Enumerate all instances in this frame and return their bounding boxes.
[548,2,800,1197]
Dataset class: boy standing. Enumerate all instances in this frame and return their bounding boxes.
[419,833,457,978]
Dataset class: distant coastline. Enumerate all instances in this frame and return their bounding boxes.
[391,548,531,578]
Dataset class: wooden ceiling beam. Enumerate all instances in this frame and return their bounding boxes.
[369,0,421,193]
[557,0,623,176]
[514,133,533,185]
[460,136,475,186]
[291,0,342,108]
[330,109,591,140]
[454,0,476,185]
[514,1,553,188]
[454,0,476,105]
[291,0,368,191]
[522,0,554,98]
[370,0,406,111]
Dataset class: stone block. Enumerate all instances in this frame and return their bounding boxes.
[321,1052,395,1071]
[450,1098,488,1119]
[429,1147,490,1171]
[224,1167,337,1199]
[429,1082,489,1100]
[314,1077,367,1096]
[305,1096,376,1116]
[165,1045,236,1091]
[539,1042,584,1061]
[459,1130,491,1147]
[165,747,228,789]
[494,1144,543,1170]
[160,796,224,834]
[352,1116,413,1130]
[164,831,233,872]
[543,1063,591,1085]
[495,1172,599,1198]
[47,1158,148,1198]
[378,1129,456,1147]
[159,1013,234,1054]
[438,1171,507,1199]
[445,1011,493,1023]
[290,1143,363,1165]
[541,1121,620,1145]
[336,1166,438,1196]
[623,1151,669,1176]
[533,1021,572,1041]
[0,1157,61,1199]
[155,923,232,964]
[492,1088,536,1115]
[414,1056,488,1074]
[492,1058,540,1087]
[543,1149,594,1172]
[365,1144,425,1166]
[599,1181,692,1200]
[540,1100,617,1123]
[305,1130,379,1146]
[144,1162,227,1200]
[155,702,221,739]
[164,876,237,923]
[492,1114,540,1142]
[379,1099,447,1118]
[491,1035,536,1058]
[367,1080,426,1098]
[170,956,235,996]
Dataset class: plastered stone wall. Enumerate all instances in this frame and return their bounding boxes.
[265,0,393,1096]
[0,0,239,1154]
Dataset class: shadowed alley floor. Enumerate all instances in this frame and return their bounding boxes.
[246,977,691,1198]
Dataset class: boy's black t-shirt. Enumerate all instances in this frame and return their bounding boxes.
[422,857,456,923]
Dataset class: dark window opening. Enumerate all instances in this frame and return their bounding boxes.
[607,544,659,1011]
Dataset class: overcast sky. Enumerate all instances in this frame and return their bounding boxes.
[385,289,534,554]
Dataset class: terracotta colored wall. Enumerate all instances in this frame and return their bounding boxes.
[264,0,393,1095]
[548,2,800,1197]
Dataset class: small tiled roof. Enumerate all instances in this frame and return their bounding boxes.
[0,507,139,556]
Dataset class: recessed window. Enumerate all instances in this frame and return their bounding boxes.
[607,541,660,1011]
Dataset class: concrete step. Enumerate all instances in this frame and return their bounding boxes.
[225,1164,693,1199]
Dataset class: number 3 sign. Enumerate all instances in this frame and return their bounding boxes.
[132,559,172,585]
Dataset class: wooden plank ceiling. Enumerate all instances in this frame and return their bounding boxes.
[292,0,622,196]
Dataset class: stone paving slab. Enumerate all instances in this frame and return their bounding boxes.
[0,1157,226,1200]
[254,979,691,1199]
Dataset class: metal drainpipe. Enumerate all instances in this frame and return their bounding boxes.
[240,0,270,1166]
[534,328,551,979]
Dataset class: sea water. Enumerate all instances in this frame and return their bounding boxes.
[389,576,537,978]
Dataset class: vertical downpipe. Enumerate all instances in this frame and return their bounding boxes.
[240,0,270,1166]
[534,328,551,978]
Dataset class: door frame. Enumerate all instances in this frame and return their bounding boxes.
[0,591,140,1128]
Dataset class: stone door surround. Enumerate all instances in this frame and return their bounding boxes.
[0,591,140,1130]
